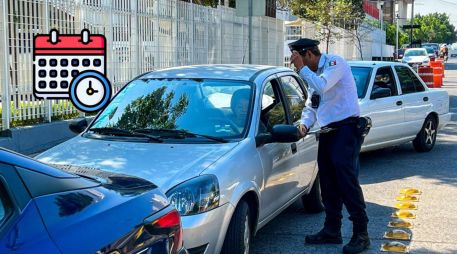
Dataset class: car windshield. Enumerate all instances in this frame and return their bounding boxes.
[350,66,372,99]
[405,49,427,56]
[89,78,254,141]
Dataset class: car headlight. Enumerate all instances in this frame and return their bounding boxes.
[166,175,220,216]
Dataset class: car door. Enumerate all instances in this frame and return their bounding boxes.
[256,77,300,220]
[0,163,61,253]
[361,66,405,147]
[277,74,318,189]
[394,65,432,137]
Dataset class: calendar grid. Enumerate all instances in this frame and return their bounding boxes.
[0,0,285,129]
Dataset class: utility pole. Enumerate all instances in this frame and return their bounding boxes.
[396,12,399,59]
[410,0,414,46]
[248,0,253,64]
[377,1,384,61]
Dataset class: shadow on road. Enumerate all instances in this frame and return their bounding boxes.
[251,201,393,254]
[359,122,457,187]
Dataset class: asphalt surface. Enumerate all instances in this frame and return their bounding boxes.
[251,59,457,254]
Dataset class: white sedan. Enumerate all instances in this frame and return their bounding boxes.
[349,61,451,152]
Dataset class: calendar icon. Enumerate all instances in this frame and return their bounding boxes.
[33,29,112,112]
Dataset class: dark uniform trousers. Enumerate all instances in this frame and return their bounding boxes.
[318,117,369,234]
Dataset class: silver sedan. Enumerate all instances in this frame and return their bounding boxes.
[36,65,323,254]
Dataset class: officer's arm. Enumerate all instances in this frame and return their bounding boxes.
[298,56,346,94]
[300,95,317,129]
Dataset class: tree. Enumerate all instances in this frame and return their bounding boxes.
[385,23,409,47]
[287,0,365,53]
[347,19,375,60]
[115,87,189,131]
[412,13,457,44]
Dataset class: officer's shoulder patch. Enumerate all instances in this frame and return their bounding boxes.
[329,59,337,66]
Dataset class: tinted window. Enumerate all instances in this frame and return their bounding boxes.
[395,66,425,94]
[280,76,307,123]
[404,49,427,56]
[371,67,398,98]
[0,183,10,226]
[351,67,372,98]
[259,80,287,133]
[90,79,253,139]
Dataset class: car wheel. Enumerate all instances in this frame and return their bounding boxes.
[413,115,437,153]
[301,174,325,213]
[221,200,251,254]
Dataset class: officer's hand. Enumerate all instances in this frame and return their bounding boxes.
[298,124,308,138]
[290,51,304,71]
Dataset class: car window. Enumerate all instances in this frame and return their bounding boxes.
[90,79,254,140]
[409,71,426,92]
[0,182,11,228]
[395,66,416,94]
[371,66,398,98]
[404,49,427,56]
[259,79,287,133]
[350,67,372,98]
[280,76,307,124]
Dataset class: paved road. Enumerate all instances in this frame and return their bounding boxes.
[251,59,457,254]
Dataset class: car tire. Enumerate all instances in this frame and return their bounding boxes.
[221,200,251,254]
[301,174,325,213]
[413,115,437,153]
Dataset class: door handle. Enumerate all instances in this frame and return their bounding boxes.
[423,97,429,102]
[396,101,403,106]
[291,143,297,154]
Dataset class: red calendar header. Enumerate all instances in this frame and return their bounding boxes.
[34,31,106,55]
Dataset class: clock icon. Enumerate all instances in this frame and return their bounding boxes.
[70,70,112,112]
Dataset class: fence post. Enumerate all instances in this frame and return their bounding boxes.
[131,0,139,77]
[43,0,52,122]
[1,0,10,130]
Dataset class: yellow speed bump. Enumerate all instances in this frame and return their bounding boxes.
[394,202,418,210]
[388,219,414,229]
[384,229,412,240]
[400,188,421,195]
[396,195,419,202]
[380,241,410,253]
[392,210,416,219]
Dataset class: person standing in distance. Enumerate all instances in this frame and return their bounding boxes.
[289,38,370,254]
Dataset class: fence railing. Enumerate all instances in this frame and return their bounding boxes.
[0,0,284,130]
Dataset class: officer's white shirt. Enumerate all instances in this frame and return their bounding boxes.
[299,53,360,129]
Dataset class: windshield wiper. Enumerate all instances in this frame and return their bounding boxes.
[88,127,163,143]
[134,128,228,143]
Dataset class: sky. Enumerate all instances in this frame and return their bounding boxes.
[412,0,457,28]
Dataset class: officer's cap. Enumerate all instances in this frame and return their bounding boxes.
[288,38,320,52]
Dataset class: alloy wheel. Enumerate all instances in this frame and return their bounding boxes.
[244,215,250,254]
[424,120,436,145]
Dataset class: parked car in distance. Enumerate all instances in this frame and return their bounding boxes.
[422,42,440,56]
[349,61,451,152]
[401,48,430,67]
[423,46,437,60]
[395,48,406,60]
[0,148,187,254]
[36,65,323,254]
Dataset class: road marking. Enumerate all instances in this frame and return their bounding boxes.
[394,202,418,210]
[400,188,422,195]
[380,241,410,253]
[384,229,412,240]
[396,195,420,202]
[392,210,416,219]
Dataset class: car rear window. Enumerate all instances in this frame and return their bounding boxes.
[351,67,372,98]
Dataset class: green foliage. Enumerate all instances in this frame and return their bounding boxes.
[287,0,365,52]
[412,13,457,44]
[114,86,189,130]
[386,23,409,46]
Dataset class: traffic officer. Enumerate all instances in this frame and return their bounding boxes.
[289,38,370,254]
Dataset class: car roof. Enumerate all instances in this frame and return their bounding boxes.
[0,148,77,178]
[405,48,427,51]
[348,61,404,68]
[140,64,292,81]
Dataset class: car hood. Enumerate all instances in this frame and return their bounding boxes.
[36,136,239,192]
[403,56,428,62]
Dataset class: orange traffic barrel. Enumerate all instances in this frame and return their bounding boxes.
[418,66,434,88]
[436,59,445,78]
[433,67,443,88]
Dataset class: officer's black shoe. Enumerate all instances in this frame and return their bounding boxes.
[342,232,370,254]
[305,228,342,244]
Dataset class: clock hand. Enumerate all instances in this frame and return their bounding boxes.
[86,80,99,95]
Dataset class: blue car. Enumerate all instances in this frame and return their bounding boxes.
[0,148,187,254]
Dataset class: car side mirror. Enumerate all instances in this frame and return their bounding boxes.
[69,118,88,134]
[370,87,391,100]
[271,124,300,143]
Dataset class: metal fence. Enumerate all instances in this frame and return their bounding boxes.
[0,0,284,130]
